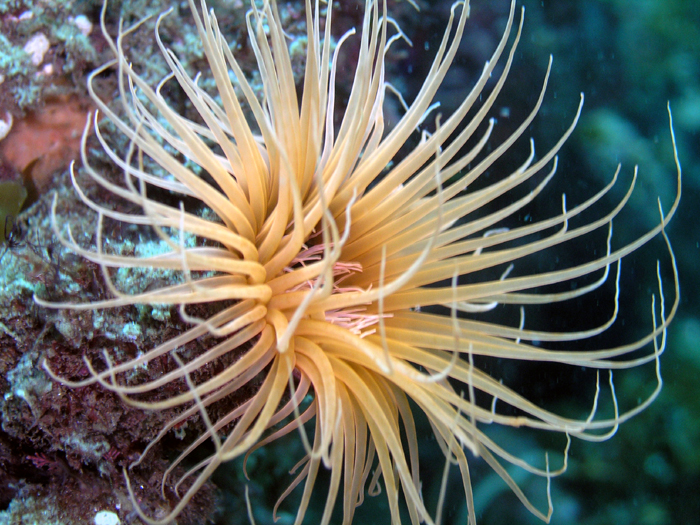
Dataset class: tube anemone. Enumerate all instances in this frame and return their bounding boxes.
[35,0,680,523]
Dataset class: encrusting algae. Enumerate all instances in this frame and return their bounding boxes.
[34,0,681,523]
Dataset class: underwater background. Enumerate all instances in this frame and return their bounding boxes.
[0,0,698,524]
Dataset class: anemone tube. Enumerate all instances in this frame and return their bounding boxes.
[35,0,681,524]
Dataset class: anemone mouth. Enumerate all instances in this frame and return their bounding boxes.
[34,0,681,523]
